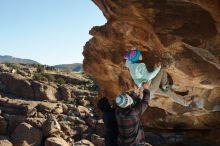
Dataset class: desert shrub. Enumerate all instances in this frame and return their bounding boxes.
[33,73,44,81]
[56,78,66,85]
[5,63,19,70]
[44,73,55,82]
[36,65,45,73]
[33,73,55,82]
[63,69,71,74]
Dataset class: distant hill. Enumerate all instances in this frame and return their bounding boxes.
[54,63,83,72]
[0,55,39,64]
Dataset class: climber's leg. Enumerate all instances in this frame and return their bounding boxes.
[165,90,192,107]
[149,69,166,99]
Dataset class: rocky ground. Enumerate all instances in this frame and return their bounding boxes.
[0,63,104,146]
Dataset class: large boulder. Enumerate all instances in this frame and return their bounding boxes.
[0,73,34,98]
[11,122,42,146]
[42,115,61,137]
[83,0,220,129]
[25,118,46,129]
[31,81,58,101]
[37,102,58,113]
[0,97,37,116]
[59,84,75,101]
[45,137,69,146]
[4,114,26,135]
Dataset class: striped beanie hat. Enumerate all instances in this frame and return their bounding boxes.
[124,49,141,62]
[115,93,134,108]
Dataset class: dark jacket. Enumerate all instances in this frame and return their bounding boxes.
[97,97,118,146]
[116,89,150,146]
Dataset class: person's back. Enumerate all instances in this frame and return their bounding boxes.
[116,107,145,146]
[97,97,118,146]
[115,86,150,146]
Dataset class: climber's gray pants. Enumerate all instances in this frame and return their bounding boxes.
[149,69,189,106]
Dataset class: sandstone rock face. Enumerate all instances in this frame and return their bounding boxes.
[83,0,220,127]
[11,122,42,146]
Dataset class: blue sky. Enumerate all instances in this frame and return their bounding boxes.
[0,0,106,65]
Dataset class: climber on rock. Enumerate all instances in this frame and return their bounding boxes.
[115,82,151,146]
[124,48,161,88]
[124,48,193,107]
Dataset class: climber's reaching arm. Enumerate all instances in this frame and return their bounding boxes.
[147,66,161,81]
[134,88,150,116]
[138,63,161,81]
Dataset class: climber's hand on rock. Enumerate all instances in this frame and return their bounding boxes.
[143,82,150,89]
[134,85,140,95]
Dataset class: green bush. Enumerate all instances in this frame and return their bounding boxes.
[33,73,55,82]
[5,63,19,70]
[56,78,66,85]
[44,74,55,82]
[33,73,44,81]
[36,65,45,73]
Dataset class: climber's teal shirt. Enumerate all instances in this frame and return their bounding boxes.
[125,60,161,87]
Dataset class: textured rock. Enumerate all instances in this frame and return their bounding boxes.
[74,139,94,146]
[0,137,13,146]
[0,73,34,98]
[11,122,42,146]
[77,106,90,114]
[0,97,37,116]
[60,122,76,137]
[25,118,46,129]
[59,84,75,101]
[83,0,220,128]
[32,81,58,101]
[91,134,105,146]
[45,137,69,146]
[37,102,58,113]
[4,114,26,135]
[42,115,61,137]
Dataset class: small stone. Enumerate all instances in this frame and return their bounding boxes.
[45,137,69,146]
[74,139,94,146]
[91,134,105,146]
